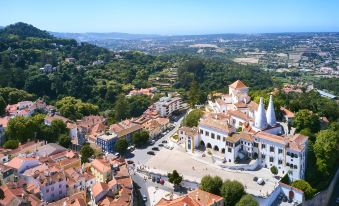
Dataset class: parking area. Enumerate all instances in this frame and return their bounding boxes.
[145,148,279,197]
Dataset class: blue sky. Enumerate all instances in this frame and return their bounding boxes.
[1,0,338,34]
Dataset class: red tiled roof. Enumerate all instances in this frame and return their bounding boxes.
[229,80,247,89]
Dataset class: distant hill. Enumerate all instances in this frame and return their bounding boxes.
[0,22,53,39]
[51,32,159,41]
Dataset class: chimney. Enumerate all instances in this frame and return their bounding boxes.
[266,95,277,127]
[254,97,267,130]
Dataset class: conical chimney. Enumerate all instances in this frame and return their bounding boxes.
[254,97,267,130]
[266,95,277,126]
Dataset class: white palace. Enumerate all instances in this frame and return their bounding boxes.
[179,80,308,181]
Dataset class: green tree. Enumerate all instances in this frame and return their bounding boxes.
[236,194,258,206]
[270,166,278,175]
[80,144,95,164]
[58,134,72,148]
[313,129,339,176]
[56,96,99,120]
[291,180,316,200]
[280,174,290,184]
[0,188,4,200]
[220,180,245,206]
[183,109,203,127]
[6,116,36,143]
[293,109,320,133]
[199,175,223,195]
[3,139,19,149]
[188,80,199,107]
[167,170,183,186]
[0,96,5,116]
[114,94,129,121]
[115,138,129,154]
[131,130,150,147]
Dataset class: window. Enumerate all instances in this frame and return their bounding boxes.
[287,152,290,156]
[205,131,209,136]
[211,133,215,139]
[278,149,283,154]
[294,154,298,158]
[254,142,258,147]
[262,154,266,159]
[59,190,62,195]
[217,135,221,140]
[262,144,266,149]
[223,137,226,142]
[286,162,290,166]
[59,185,61,188]
[228,148,232,153]
[200,129,203,134]
[270,146,274,152]
[46,189,49,193]
[294,165,298,169]
[269,157,274,162]
[278,160,283,164]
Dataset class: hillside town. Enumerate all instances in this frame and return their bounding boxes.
[0,80,328,206]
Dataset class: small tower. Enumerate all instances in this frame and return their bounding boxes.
[266,95,277,127]
[254,97,267,130]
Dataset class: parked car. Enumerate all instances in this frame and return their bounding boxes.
[150,140,156,145]
[156,177,160,183]
[253,177,258,182]
[160,179,165,185]
[162,140,168,143]
[127,160,134,164]
[158,144,164,147]
[152,176,156,182]
[114,152,120,156]
[147,151,155,155]
[152,147,159,151]
[257,178,265,185]
[142,195,147,201]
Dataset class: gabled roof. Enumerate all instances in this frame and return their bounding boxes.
[229,80,247,89]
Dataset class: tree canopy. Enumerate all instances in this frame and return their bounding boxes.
[236,195,258,206]
[131,130,150,147]
[55,96,99,120]
[291,180,316,200]
[167,170,183,186]
[80,144,95,164]
[114,138,129,154]
[182,109,204,127]
[199,175,223,196]
[293,109,320,133]
[220,180,245,206]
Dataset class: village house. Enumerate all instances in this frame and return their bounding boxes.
[110,119,142,141]
[155,188,224,206]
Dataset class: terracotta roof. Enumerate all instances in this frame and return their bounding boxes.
[156,188,224,206]
[199,117,234,133]
[228,132,254,143]
[255,131,287,145]
[247,101,259,111]
[234,102,247,108]
[179,127,199,137]
[229,80,247,89]
[228,110,252,121]
[0,116,10,127]
[91,158,111,174]
[280,107,294,118]
[6,157,38,170]
[92,182,109,199]
[288,134,308,152]
[110,119,142,137]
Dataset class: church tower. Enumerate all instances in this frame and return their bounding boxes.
[266,95,277,127]
[254,97,268,130]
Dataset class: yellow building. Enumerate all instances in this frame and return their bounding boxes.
[90,158,112,183]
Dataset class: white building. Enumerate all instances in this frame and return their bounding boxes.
[154,95,182,117]
[182,80,309,181]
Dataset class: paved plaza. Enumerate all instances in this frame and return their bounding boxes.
[145,148,279,197]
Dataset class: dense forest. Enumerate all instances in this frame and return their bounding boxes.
[0,23,337,124]
[0,23,277,118]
